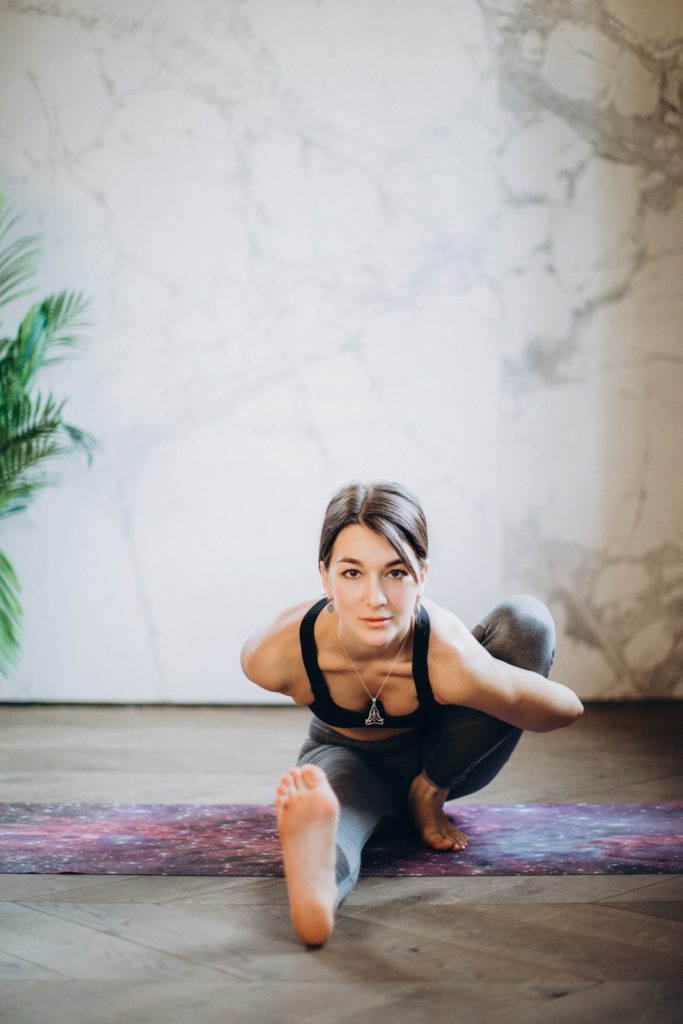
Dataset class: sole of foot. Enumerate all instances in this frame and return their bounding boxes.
[275,763,340,947]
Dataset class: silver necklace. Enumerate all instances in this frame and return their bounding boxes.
[336,620,412,726]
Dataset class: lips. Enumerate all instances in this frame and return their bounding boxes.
[361,617,390,623]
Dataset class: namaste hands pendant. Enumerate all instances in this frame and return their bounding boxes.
[365,700,384,726]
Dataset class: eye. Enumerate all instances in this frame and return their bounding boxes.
[343,569,361,578]
[387,569,408,579]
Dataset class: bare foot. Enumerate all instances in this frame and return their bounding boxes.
[275,763,340,947]
[407,772,469,851]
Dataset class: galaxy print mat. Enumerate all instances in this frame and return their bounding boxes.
[1,802,681,876]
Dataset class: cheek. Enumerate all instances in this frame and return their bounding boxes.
[335,583,357,606]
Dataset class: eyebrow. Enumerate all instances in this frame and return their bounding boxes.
[335,556,406,568]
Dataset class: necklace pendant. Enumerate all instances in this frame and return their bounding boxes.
[365,700,384,726]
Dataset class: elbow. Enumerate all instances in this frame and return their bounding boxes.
[536,698,584,733]
[571,693,585,720]
[557,697,584,730]
[240,643,257,683]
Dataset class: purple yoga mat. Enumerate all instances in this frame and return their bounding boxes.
[0,802,681,876]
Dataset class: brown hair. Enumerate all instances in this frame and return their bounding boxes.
[318,482,428,583]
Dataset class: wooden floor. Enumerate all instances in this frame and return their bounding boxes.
[0,703,681,1024]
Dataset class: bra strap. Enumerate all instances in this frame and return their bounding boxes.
[299,598,330,695]
[412,605,437,707]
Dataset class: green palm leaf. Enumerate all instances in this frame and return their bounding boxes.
[0,391,80,517]
[0,191,95,676]
[41,291,90,360]
[0,549,21,674]
[0,200,41,319]
[2,291,90,391]
[62,422,96,466]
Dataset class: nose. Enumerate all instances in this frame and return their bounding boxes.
[364,575,387,607]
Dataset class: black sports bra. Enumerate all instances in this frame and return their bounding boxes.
[299,597,437,728]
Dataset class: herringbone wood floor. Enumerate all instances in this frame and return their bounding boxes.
[0,704,681,1024]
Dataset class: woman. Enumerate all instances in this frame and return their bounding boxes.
[240,482,583,947]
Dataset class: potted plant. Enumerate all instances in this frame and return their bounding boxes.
[0,193,95,675]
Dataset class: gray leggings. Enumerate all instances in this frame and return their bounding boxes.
[297,594,556,906]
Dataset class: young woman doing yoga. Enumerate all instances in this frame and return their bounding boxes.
[240,482,584,947]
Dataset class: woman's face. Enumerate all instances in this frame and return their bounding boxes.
[320,523,427,649]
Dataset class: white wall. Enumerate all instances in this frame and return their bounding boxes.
[0,0,680,702]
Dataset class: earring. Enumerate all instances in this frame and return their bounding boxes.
[326,599,335,614]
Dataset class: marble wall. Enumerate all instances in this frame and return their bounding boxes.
[493,0,683,699]
[0,0,680,702]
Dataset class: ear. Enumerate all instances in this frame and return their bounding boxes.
[319,560,332,599]
[418,559,430,593]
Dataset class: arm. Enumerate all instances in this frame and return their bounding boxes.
[430,622,584,733]
[240,632,291,696]
[240,600,311,698]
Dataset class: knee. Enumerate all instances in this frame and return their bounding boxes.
[487,594,556,675]
[497,594,555,636]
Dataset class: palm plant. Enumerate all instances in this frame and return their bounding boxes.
[0,193,95,676]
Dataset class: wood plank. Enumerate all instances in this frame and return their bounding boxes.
[342,874,675,907]
[470,902,683,957]
[0,981,681,1024]
[331,982,683,1024]
[599,901,683,923]
[12,899,572,984]
[0,981,601,1024]
[490,981,683,1024]
[17,900,301,982]
[185,900,593,983]
[0,875,139,901]
[0,875,256,905]
[0,950,65,981]
[0,903,241,981]
[163,877,289,907]
[573,775,683,803]
[341,901,683,980]
[0,772,280,803]
[599,875,683,901]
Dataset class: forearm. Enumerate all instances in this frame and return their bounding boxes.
[503,662,584,732]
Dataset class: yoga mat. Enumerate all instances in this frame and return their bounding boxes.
[1,802,681,877]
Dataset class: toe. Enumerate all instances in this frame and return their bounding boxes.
[300,763,325,788]
[274,778,290,802]
[281,769,299,792]
[277,769,301,801]
[424,830,455,849]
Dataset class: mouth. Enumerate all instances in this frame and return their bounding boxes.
[361,617,391,623]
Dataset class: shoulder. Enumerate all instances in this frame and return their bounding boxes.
[422,597,472,652]
[240,598,321,695]
[421,597,484,702]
